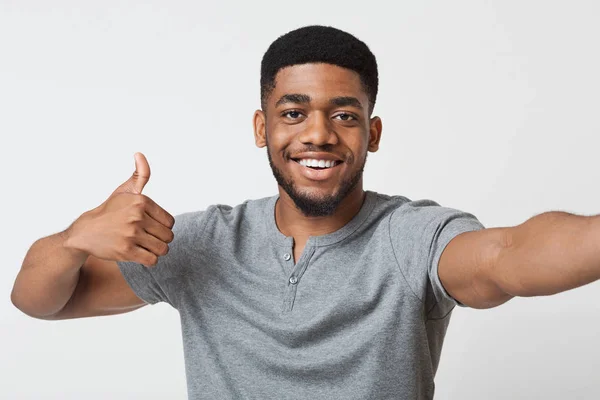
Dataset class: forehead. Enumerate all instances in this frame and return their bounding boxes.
[270,63,367,106]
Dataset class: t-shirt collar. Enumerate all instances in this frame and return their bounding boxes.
[264,190,377,247]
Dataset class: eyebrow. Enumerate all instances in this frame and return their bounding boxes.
[275,94,311,107]
[329,96,363,109]
[274,94,364,110]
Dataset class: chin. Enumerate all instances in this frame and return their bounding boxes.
[284,181,356,217]
[268,147,365,217]
[295,184,341,199]
[288,191,342,217]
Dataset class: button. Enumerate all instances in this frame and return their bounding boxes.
[283,253,291,261]
[289,276,298,285]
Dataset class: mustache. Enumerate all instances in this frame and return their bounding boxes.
[286,144,336,159]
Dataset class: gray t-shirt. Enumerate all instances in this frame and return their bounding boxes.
[118,191,485,399]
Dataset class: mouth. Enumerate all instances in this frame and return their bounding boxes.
[289,157,344,181]
[291,158,343,170]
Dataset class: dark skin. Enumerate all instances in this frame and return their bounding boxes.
[253,63,382,262]
[10,62,383,320]
[11,59,600,323]
[252,63,600,311]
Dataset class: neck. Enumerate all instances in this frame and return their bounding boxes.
[274,184,366,241]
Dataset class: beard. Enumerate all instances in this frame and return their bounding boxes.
[266,136,367,217]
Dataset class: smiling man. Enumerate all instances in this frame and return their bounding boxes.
[11,26,600,399]
[255,55,382,262]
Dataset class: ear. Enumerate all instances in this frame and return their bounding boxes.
[367,116,382,152]
[253,110,267,148]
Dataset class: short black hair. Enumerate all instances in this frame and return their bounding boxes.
[260,25,378,114]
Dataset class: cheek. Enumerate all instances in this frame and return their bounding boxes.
[266,138,290,165]
[266,129,296,157]
[343,138,368,164]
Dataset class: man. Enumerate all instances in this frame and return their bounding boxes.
[11,25,600,399]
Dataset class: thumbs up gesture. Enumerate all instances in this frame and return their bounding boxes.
[111,152,152,196]
[65,153,175,267]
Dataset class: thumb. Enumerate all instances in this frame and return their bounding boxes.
[113,152,151,195]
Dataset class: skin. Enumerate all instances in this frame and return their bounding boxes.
[10,63,382,319]
[11,48,600,400]
[11,59,600,320]
[11,153,173,319]
[253,63,382,262]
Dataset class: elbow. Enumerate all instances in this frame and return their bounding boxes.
[10,284,29,315]
[10,287,21,312]
[10,286,63,320]
[489,227,529,298]
[492,226,546,298]
[10,290,37,319]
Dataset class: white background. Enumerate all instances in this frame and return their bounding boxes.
[1,1,599,398]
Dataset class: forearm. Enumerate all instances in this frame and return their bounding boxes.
[11,226,88,318]
[495,211,600,297]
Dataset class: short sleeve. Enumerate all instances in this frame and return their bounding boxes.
[389,199,485,318]
[117,210,207,308]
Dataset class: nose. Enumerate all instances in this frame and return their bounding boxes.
[297,112,338,146]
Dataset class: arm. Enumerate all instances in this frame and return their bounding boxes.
[11,152,174,319]
[439,211,600,309]
[11,230,88,319]
[11,229,146,320]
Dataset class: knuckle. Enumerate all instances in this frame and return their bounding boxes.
[131,203,145,213]
[132,194,147,207]
[167,230,175,243]
[131,205,146,221]
[124,225,140,238]
[128,212,144,223]
[119,241,134,255]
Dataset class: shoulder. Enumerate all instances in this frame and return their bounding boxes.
[370,191,483,235]
[367,191,415,225]
[373,192,443,214]
[390,197,479,227]
[197,195,276,245]
[371,191,413,211]
[372,191,460,223]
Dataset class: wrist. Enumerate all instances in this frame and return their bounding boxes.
[61,216,90,261]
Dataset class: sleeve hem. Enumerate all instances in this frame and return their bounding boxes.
[431,218,485,309]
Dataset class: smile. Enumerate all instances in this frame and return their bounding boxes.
[290,158,344,181]
[294,158,341,169]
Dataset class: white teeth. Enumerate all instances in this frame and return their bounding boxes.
[297,159,338,168]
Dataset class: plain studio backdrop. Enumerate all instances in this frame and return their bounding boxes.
[1,1,599,399]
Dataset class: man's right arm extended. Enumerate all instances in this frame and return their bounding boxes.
[11,153,175,320]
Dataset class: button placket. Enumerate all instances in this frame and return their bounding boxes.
[281,246,316,312]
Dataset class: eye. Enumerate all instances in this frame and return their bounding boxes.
[334,113,356,121]
[282,110,303,119]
